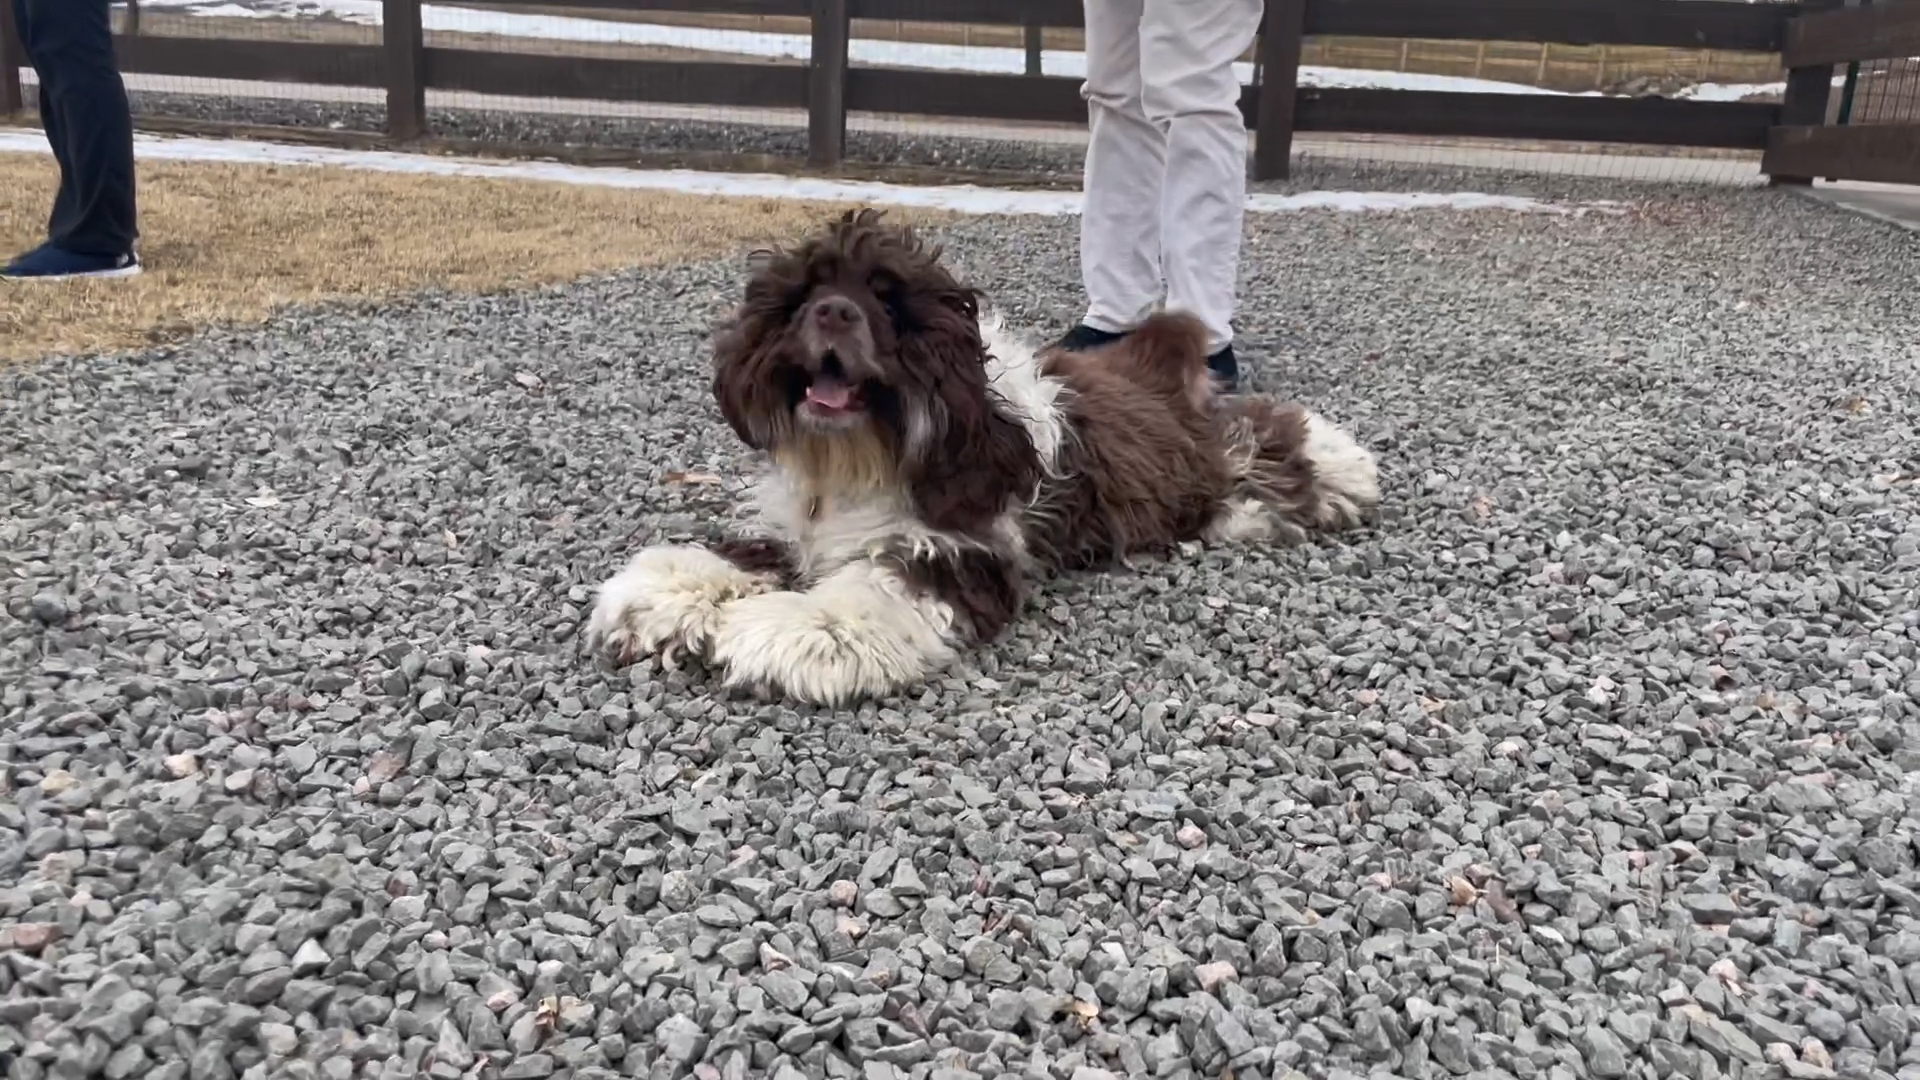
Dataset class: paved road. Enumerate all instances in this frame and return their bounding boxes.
[1800,180,1920,234]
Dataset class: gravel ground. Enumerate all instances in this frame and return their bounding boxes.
[4,183,1920,1080]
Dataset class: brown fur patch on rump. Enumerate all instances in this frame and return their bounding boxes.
[1025,315,1233,570]
[1214,396,1324,527]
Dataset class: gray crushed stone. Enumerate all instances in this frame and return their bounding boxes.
[4,182,1920,1080]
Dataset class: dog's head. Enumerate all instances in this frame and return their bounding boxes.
[712,208,1038,534]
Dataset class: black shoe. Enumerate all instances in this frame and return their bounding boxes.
[1054,323,1131,352]
[2,243,142,281]
[1207,344,1240,394]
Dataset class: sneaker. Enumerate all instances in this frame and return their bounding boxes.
[1208,344,1241,394]
[1053,323,1131,352]
[2,244,142,281]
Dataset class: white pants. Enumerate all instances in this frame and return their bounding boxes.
[1079,0,1263,354]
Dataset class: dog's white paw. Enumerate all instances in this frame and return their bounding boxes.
[707,565,957,707]
[587,545,775,667]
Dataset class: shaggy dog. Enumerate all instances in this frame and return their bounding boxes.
[586,209,1379,705]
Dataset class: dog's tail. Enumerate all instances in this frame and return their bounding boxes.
[1211,396,1380,543]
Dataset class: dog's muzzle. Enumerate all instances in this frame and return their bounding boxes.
[798,295,879,379]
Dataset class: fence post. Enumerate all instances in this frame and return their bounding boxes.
[1770,66,1836,186]
[808,0,849,169]
[1,0,23,118]
[1834,0,1867,126]
[1769,0,1844,185]
[1828,0,1867,182]
[1024,20,1043,77]
[384,0,426,141]
[1252,0,1306,181]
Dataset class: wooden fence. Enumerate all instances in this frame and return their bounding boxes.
[1,0,1912,184]
[1763,0,1920,184]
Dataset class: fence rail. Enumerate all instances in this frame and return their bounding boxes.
[1784,1,1920,68]
[0,0,1896,184]
[1764,0,1920,184]
[1304,0,1793,50]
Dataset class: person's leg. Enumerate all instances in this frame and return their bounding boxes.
[7,0,139,274]
[1064,0,1163,350]
[1141,0,1262,388]
[14,0,75,240]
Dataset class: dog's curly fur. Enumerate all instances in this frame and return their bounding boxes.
[587,209,1381,705]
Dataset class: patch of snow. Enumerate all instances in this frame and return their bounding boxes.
[0,127,1621,217]
[173,2,280,17]
[1298,66,1590,97]
[1676,81,1786,101]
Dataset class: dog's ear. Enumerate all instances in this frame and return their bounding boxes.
[711,246,805,451]
[711,312,786,451]
[897,293,1040,536]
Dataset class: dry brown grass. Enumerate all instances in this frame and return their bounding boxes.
[0,154,895,363]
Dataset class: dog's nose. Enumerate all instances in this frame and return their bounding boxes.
[810,296,863,329]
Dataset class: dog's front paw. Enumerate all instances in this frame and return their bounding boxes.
[708,582,955,707]
[586,545,775,667]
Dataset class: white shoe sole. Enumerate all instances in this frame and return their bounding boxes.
[2,264,142,282]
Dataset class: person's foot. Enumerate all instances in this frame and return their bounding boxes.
[1208,344,1241,395]
[1053,323,1132,352]
[2,244,142,282]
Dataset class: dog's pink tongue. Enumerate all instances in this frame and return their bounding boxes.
[806,379,854,410]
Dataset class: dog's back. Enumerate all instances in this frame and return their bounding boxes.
[1086,312,1217,420]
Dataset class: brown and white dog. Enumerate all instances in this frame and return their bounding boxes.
[586,209,1380,705]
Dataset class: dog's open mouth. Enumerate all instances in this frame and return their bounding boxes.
[800,353,867,418]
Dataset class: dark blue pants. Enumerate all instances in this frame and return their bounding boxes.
[13,0,138,256]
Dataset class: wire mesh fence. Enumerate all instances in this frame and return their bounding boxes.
[2,0,1912,190]
[1842,56,1920,126]
[413,2,809,145]
[17,2,390,136]
[1283,0,1796,190]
